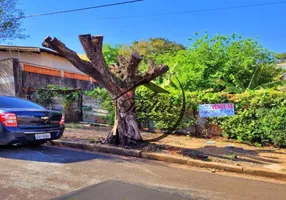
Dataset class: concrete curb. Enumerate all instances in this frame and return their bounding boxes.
[187,159,243,173]
[140,152,188,165]
[243,167,286,180]
[48,140,286,181]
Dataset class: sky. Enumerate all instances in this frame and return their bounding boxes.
[5,0,286,53]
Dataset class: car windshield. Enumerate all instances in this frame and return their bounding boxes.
[0,96,44,109]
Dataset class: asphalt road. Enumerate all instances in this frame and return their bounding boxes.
[55,180,191,200]
[0,145,285,200]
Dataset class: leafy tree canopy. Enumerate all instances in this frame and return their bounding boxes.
[217,66,286,93]
[102,44,121,65]
[119,37,185,60]
[155,33,282,92]
[0,0,26,42]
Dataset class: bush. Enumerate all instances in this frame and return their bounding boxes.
[136,88,227,131]
[136,87,185,130]
[137,88,286,147]
[218,90,286,147]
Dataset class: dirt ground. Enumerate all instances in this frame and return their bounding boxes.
[62,124,286,172]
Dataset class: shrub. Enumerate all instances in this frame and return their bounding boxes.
[218,90,286,147]
[137,88,286,147]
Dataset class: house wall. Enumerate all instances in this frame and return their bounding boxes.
[0,59,16,96]
[0,51,83,74]
[21,71,96,91]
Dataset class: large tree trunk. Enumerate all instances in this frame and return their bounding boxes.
[107,90,142,146]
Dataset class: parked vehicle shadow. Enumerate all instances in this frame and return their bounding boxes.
[0,145,122,164]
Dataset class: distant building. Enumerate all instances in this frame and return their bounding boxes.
[277,61,286,79]
[0,45,107,123]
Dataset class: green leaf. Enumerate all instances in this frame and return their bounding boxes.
[230,74,246,91]
[143,82,170,94]
[254,80,286,90]
[247,65,262,89]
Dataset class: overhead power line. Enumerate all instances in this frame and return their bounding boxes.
[90,0,286,20]
[19,0,286,20]
[21,0,144,19]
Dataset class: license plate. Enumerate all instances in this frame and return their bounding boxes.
[35,133,51,140]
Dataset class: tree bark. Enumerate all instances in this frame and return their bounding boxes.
[107,90,142,146]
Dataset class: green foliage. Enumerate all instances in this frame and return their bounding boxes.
[137,87,286,147]
[217,65,286,93]
[217,90,286,147]
[155,33,281,92]
[34,85,80,121]
[119,37,185,73]
[85,82,171,125]
[46,85,80,102]
[88,138,96,143]
[34,88,54,107]
[0,0,26,42]
[227,153,237,160]
[136,86,190,131]
[119,37,185,60]
[102,44,121,65]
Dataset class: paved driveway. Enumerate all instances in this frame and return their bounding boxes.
[0,145,285,200]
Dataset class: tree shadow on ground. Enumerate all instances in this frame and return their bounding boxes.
[140,141,285,165]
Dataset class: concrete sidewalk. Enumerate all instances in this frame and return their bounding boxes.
[62,127,286,171]
[49,140,286,181]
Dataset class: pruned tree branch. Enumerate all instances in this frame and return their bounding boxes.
[113,64,168,100]
[78,35,105,72]
[117,55,128,66]
[42,36,110,90]
[140,64,169,83]
[126,51,142,81]
[148,60,156,69]
[115,51,142,83]
[78,34,123,94]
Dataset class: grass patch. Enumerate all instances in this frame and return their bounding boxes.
[88,138,96,143]
[227,153,237,160]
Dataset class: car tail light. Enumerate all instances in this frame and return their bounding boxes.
[60,114,65,125]
[0,113,18,127]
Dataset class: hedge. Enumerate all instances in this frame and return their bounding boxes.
[136,88,286,147]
